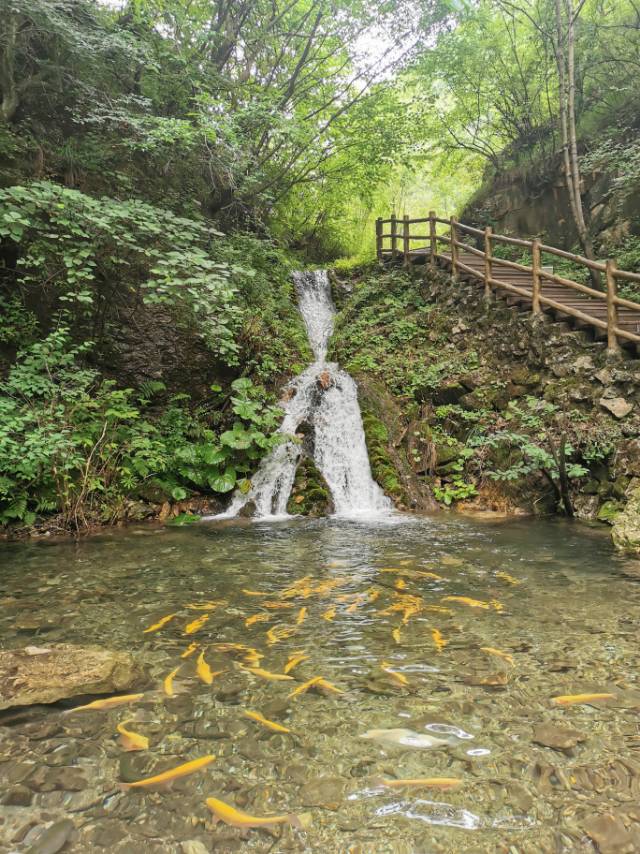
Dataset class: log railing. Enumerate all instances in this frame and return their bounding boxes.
[375,212,640,353]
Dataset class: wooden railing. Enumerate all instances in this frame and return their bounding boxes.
[375,212,640,353]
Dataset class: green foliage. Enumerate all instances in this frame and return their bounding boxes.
[0,328,284,529]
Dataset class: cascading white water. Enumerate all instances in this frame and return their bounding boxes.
[220,270,391,519]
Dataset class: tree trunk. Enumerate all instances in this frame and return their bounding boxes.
[0,14,20,123]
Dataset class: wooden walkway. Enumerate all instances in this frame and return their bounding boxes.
[377,214,640,355]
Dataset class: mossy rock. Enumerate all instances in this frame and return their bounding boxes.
[361,411,406,503]
[286,457,333,516]
[435,442,463,467]
[612,488,640,556]
[597,500,622,525]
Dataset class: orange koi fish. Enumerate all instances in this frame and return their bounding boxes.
[424,605,453,615]
[313,578,347,596]
[552,693,615,706]
[117,721,149,751]
[481,647,514,666]
[186,601,224,611]
[395,578,407,591]
[67,694,144,713]
[266,625,296,645]
[495,571,520,585]
[442,596,491,610]
[185,614,210,634]
[243,648,263,667]
[163,666,181,697]
[206,797,312,830]
[120,755,215,790]
[296,607,307,625]
[280,576,313,599]
[244,710,290,733]
[181,643,198,659]
[377,777,463,790]
[288,676,323,698]
[284,651,309,674]
[322,606,336,621]
[245,613,269,627]
[431,628,447,652]
[196,650,223,685]
[243,666,294,682]
[263,601,295,610]
[143,613,177,633]
[380,662,409,687]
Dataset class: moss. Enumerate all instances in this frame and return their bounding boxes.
[286,457,333,516]
[361,411,406,503]
[597,500,622,525]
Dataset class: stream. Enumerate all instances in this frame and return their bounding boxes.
[1,516,640,852]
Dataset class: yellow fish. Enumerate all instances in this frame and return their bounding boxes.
[245,613,269,627]
[143,613,177,633]
[313,578,347,596]
[186,601,223,611]
[67,694,144,713]
[284,651,309,674]
[163,666,181,697]
[180,643,198,659]
[481,647,514,666]
[424,605,453,615]
[263,601,295,610]
[243,648,263,667]
[552,693,615,706]
[495,571,520,585]
[120,755,215,790]
[296,607,307,625]
[185,614,209,634]
[196,650,223,685]
[431,628,447,652]
[244,710,290,733]
[395,578,407,591]
[377,777,463,790]
[206,797,311,830]
[392,627,402,644]
[117,720,149,751]
[380,662,409,687]
[280,576,313,598]
[315,678,344,695]
[266,625,296,645]
[368,589,381,603]
[442,596,491,610]
[288,676,324,698]
[243,666,294,682]
[322,606,336,621]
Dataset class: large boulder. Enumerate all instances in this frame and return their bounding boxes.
[0,644,140,710]
[612,486,640,557]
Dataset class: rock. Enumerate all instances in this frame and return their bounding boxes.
[299,776,347,809]
[597,501,622,525]
[573,355,595,372]
[582,813,637,853]
[532,722,586,751]
[595,368,613,385]
[600,397,633,419]
[25,819,75,854]
[612,487,640,556]
[0,644,140,710]
[1,784,33,806]
[181,842,210,854]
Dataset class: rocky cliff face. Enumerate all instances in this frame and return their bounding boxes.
[462,154,640,250]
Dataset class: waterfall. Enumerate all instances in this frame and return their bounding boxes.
[219,271,391,519]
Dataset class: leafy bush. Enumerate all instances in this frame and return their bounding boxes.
[0,327,284,529]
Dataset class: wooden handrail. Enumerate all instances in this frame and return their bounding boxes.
[376,211,640,353]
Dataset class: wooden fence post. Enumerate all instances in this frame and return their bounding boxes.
[450,216,458,280]
[483,226,492,299]
[429,210,437,267]
[375,217,383,264]
[606,259,621,354]
[531,238,542,315]
[403,214,410,267]
[390,213,398,263]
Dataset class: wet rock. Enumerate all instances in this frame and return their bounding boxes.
[612,486,640,557]
[25,819,75,854]
[0,644,141,710]
[583,813,636,853]
[532,722,586,751]
[181,842,210,854]
[599,397,633,419]
[299,776,347,809]
[2,784,33,806]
